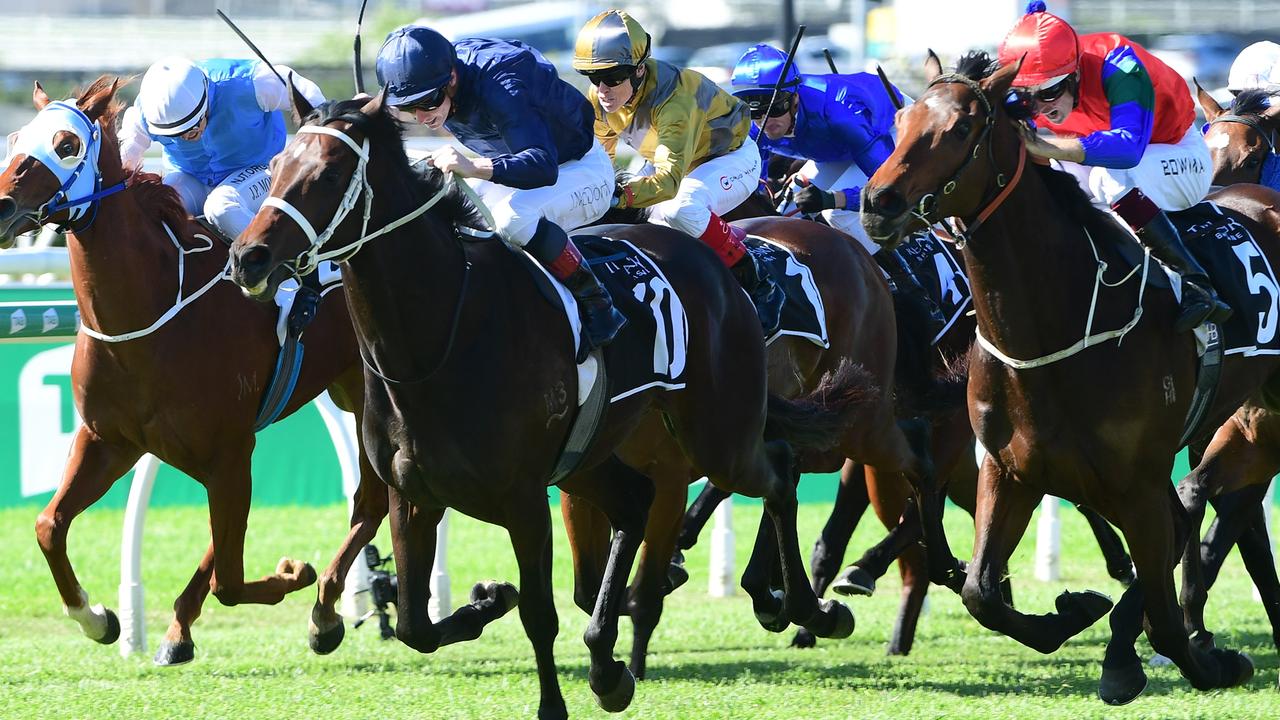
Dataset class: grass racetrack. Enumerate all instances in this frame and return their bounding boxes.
[0,497,1276,719]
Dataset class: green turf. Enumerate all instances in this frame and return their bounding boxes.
[0,499,1275,719]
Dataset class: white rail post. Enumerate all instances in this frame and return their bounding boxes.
[428,510,451,622]
[1034,495,1061,582]
[118,454,160,657]
[708,490,735,597]
[312,392,370,619]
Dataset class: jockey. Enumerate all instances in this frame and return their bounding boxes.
[1228,41,1280,95]
[730,43,945,333]
[572,10,783,334]
[119,57,326,240]
[998,1,1230,333]
[375,25,624,361]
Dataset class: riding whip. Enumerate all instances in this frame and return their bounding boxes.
[822,48,838,74]
[762,24,805,125]
[216,9,290,90]
[353,0,371,94]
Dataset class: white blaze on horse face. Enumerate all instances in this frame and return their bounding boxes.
[1205,132,1230,150]
[288,141,308,160]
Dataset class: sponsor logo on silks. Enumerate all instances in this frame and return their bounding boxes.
[42,308,59,333]
[9,309,26,335]
[720,169,751,191]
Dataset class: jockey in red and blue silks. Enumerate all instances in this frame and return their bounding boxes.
[730,43,944,332]
[998,1,1230,332]
[376,24,624,360]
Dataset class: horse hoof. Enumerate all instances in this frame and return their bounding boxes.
[830,566,875,597]
[471,580,520,614]
[309,618,345,655]
[1056,589,1113,633]
[593,661,636,713]
[666,562,689,595]
[153,640,195,666]
[753,589,789,633]
[806,598,854,640]
[790,628,816,649]
[1211,648,1254,689]
[94,609,121,646]
[1098,661,1148,705]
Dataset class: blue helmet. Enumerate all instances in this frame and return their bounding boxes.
[375,25,457,107]
[731,44,801,98]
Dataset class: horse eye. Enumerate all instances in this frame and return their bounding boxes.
[320,168,343,185]
[1246,156,1262,169]
[55,140,77,158]
[954,119,972,136]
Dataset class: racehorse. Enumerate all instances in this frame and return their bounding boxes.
[227,91,858,720]
[0,77,386,665]
[861,50,1277,703]
[1197,85,1280,187]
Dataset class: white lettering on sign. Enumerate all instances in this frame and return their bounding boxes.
[42,308,58,333]
[10,308,26,334]
[18,345,80,498]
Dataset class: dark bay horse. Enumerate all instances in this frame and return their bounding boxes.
[0,78,386,665]
[861,51,1280,702]
[228,92,857,720]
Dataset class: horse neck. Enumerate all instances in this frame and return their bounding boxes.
[960,161,1104,364]
[339,172,466,383]
[65,150,179,342]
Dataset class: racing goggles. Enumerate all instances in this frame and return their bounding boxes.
[397,86,449,114]
[745,93,794,120]
[1030,77,1071,104]
[583,66,635,88]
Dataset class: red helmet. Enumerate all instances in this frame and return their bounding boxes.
[998,2,1079,88]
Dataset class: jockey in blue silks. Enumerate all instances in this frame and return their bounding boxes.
[730,43,943,329]
[375,24,624,361]
[119,57,326,240]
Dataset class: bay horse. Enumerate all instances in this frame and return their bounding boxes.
[861,50,1276,703]
[0,78,386,665]
[227,91,857,720]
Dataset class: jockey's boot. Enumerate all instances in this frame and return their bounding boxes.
[700,213,784,335]
[529,219,626,362]
[1112,189,1232,333]
[874,248,946,339]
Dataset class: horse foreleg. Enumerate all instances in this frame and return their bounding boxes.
[674,482,730,558]
[791,459,869,648]
[1225,497,1280,678]
[562,455,653,713]
[1176,461,1217,647]
[154,542,215,665]
[205,448,317,608]
[310,446,389,655]
[560,490,610,615]
[1199,484,1268,587]
[888,544,929,656]
[740,505,788,632]
[960,457,1112,654]
[625,465,688,679]
[35,427,140,645]
[830,495,922,597]
[505,491,564,720]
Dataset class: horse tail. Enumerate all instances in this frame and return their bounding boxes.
[764,359,876,452]
[891,291,968,416]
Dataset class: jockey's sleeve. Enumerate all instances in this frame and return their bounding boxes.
[620,97,701,207]
[1078,46,1156,169]
[479,71,559,189]
[825,85,895,199]
[593,111,620,159]
[117,105,151,172]
[253,63,327,113]
[748,123,771,180]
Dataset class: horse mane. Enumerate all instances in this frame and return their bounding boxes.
[953,51,1000,82]
[1230,88,1279,117]
[306,98,489,232]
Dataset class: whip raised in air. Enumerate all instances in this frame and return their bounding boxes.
[762,24,805,124]
[353,0,371,94]
[215,9,289,89]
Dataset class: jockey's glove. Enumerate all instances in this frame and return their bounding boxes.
[794,185,837,213]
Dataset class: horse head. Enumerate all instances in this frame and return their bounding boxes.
[230,87,377,300]
[1198,83,1280,187]
[0,77,123,248]
[861,51,1023,250]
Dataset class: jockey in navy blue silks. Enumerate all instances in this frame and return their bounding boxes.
[731,43,943,330]
[119,57,326,240]
[376,25,624,361]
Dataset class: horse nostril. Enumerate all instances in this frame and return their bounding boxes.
[237,245,272,274]
[866,187,906,217]
[0,196,16,222]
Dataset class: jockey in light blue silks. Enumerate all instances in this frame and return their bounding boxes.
[119,57,326,240]
[730,43,943,329]
[375,25,624,360]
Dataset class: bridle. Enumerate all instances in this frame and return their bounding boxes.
[909,73,1026,248]
[1206,112,1278,180]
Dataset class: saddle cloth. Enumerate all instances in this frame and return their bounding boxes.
[741,235,829,348]
[895,231,974,344]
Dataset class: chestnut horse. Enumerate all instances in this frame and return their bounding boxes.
[228,92,859,719]
[861,51,1277,703]
[0,78,386,665]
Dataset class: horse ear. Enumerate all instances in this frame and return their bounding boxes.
[361,88,386,117]
[80,77,120,123]
[1194,78,1224,122]
[33,81,50,110]
[924,49,943,84]
[288,72,314,126]
[982,56,1022,100]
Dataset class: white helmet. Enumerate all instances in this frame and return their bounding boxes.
[139,57,209,136]
[1228,41,1280,94]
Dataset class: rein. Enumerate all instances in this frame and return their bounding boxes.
[265,118,497,385]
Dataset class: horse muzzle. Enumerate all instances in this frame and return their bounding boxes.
[230,244,283,302]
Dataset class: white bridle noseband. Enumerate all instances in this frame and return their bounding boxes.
[261,124,456,275]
